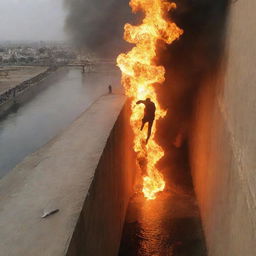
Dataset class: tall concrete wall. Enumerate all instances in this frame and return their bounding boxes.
[0,95,136,255]
[190,1,256,255]
[66,101,136,256]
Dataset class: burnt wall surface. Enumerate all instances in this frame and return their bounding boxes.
[190,1,256,255]
[156,0,229,189]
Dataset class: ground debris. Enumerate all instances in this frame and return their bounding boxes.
[41,209,60,219]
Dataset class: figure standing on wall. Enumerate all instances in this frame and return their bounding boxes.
[108,85,112,94]
[136,98,156,143]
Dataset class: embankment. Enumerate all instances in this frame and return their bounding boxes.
[0,95,136,256]
[0,66,58,117]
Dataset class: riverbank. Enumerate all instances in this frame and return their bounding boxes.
[0,66,58,117]
[0,66,48,93]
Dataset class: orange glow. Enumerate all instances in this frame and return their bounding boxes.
[117,0,183,200]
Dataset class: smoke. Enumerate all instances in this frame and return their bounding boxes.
[160,0,230,119]
[156,0,231,189]
[64,0,134,57]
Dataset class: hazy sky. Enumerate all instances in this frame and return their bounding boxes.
[0,0,67,41]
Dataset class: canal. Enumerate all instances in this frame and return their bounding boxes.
[0,67,121,178]
[118,144,207,256]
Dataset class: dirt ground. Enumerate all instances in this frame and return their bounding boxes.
[0,66,47,94]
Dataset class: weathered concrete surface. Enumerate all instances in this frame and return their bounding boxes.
[0,94,135,255]
[190,1,256,255]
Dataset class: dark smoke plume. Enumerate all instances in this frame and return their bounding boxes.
[159,0,230,123]
[64,0,134,57]
[156,0,230,189]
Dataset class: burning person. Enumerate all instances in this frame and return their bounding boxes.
[136,98,156,143]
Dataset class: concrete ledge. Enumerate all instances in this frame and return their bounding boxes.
[0,94,135,255]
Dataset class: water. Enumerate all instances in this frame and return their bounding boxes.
[119,144,207,256]
[119,191,207,256]
[0,67,121,178]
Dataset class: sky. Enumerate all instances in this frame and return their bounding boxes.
[0,0,67,41]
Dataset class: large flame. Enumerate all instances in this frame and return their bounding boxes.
[117,0,183,200]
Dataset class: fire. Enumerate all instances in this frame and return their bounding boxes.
[117,0,183,200]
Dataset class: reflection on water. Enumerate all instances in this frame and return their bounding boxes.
[0,67,121,178]
[119,190,207,256]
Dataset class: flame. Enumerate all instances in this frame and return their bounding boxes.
[117,0,183,200]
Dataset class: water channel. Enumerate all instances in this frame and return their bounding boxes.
[0,66,121,178]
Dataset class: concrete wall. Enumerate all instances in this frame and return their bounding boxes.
[66,100,136,256]
[190,1,256,255]
[0,95,136,255]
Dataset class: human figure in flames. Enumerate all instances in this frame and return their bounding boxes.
[136,98,156,144]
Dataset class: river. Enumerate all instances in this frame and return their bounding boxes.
[0,67,121,178]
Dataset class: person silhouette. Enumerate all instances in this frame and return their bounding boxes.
[136,98,156,143]
[108,85,112,94]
